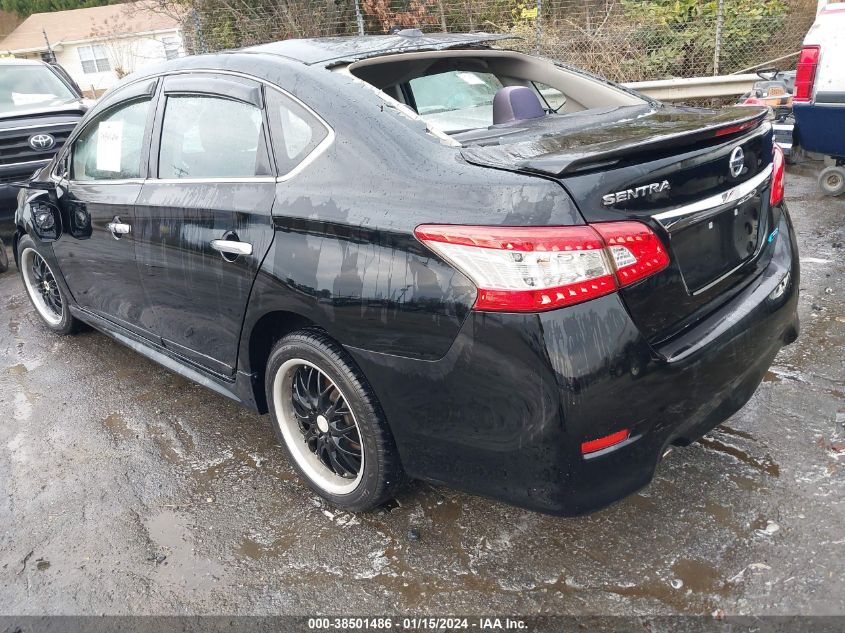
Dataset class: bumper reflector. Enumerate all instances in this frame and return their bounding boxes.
[581,429,630,455]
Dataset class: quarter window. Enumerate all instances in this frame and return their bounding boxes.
[71,99,151,181]
[77,45,111,74]
[158,95,266,179]
[266,90,328,175]
[534,82,566,111]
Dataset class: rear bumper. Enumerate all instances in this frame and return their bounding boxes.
[794,102,845,158]
[348,206,799,515]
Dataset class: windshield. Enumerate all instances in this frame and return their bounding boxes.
[408,70,503,133]
[0,65,78,114]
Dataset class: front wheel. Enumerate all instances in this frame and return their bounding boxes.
[818,165,845,197]
[17,234,80,334]
[265,329,403,511]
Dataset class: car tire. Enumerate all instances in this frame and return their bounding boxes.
[17,234,81,335]
[818,165,845,197]
[265,328,403,511]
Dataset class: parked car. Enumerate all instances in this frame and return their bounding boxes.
[12,32,799,515]
[1,59,89,239]
[792,2,845,195]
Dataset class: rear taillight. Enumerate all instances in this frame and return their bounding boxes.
[592,221,671,287]
[414,221,669,313]
[794,45,820,103]
[770,143,785,206]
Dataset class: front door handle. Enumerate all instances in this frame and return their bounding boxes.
[210,238,253,258]
[107,217,131,240]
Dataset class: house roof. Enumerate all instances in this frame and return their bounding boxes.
[0,1,179,53]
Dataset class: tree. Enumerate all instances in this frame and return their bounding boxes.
[622,0,789,77]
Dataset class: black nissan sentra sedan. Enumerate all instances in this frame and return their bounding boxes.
[11,32,798,515]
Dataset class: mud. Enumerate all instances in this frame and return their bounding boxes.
[0,164,843,616]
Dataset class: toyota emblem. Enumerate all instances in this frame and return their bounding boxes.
[728,146,745,178]
[29,133,56,151]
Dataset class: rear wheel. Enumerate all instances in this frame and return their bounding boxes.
[818,165,845,197]
[17,235,80,334]
[265,329,403,511]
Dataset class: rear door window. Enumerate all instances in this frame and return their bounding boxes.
[408,71,504,132]
[158,95,267,179]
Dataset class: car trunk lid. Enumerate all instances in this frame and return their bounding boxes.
[460,104,777,344]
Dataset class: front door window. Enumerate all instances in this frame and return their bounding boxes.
[71,99,151,181]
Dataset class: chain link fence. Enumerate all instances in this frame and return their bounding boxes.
[160,0,818,82]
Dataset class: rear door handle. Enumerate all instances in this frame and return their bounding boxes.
[107,218,131,239]
[210,239,253,257]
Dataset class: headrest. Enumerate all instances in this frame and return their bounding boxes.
[492,86,545,125]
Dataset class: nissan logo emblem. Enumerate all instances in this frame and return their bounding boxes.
[29,134,56,151]
[729,146,745,178]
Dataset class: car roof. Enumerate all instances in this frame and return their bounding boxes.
[244,32,516,66]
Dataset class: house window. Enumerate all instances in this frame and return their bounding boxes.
[77,45,110,74]
[161,37,180,60]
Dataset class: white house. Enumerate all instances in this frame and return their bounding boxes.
[0,1,184,96]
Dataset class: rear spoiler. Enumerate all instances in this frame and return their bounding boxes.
[461,107,768,177]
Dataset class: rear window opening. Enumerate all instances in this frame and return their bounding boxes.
[344,49,644,139]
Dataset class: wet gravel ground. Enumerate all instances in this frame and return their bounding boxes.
[0,165,843,617]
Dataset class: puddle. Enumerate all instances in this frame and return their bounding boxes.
[602,560,732,611]
[8,364,27,376]
[188,447,293,492]
[704,500,736,529]
[144,509,226,581]
[236,534,296,560]
[671,559,729,595]
[423,495,463,525]
[714,425,756,441]
[102,413,134,440]
[763,371,780,383]
[728,472,764,491]
[604,573,726,611]
[145,418,196,465]
[150,433,184,465]
[698,437,780,477]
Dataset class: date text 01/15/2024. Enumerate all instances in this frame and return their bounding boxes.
[307,617,528,630]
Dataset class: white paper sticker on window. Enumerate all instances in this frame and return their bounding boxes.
[96,120,123,172]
